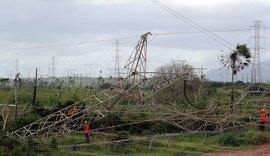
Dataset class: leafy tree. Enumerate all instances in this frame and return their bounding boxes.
[100,83,112,89]
[0,78,10,90]
[153,60,200,105]
[220,44,251,113]
[98,76,105,89]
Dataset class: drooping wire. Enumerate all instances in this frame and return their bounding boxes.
[154,28,270,36]
[150,0,233,50]
[0,35,140,51]
[1,28,269,51]
[183,80,206,109]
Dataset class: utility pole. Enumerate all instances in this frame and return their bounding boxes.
[32,68,38,108]
[16,59,18,76]
[251,21,263,84]
[14,73,20,120]
[98,70,103,90]
[48,64,50,83]
[200,66,204,80]
[51,56,56,82]
[14,59,19,120]
[79,74,83,87]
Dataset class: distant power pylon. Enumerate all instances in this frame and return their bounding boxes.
[114,40,120,78]
[15,59,19,75]
[51,56,56,81]
[251,21,263,83]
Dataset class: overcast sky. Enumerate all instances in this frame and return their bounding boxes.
[0,0,270,78]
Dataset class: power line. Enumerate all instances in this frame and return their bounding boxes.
[261,67,270,74]
[150,0,234,49]
[262,62,270,67]
[1,28,270,51]
[0,35,140,51]
[154,28,270,36]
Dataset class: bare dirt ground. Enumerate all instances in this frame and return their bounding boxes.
[200,143,270,156]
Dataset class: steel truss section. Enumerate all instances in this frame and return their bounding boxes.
[9,31,208,140]
[8,32,155,140]
[8,78,147,140]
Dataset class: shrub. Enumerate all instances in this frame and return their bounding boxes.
[219,130,270,146]
[27,138,41,148]
[0,146,11,156]
[0,136,20,149]
[11,145,36,156]
[0,133,40,156]
[244,130,268,145]
[50,137,58,149]
[150,122,167,134]
[219,133,241,146]
[20,113,40,124]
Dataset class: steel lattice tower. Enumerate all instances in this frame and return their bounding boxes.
[15,59,19,75]
[51,56,56,80]
[114,40,120,78]
[251,21,263,83]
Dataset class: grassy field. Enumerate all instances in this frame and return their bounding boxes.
[1,83,270,156]
[33,128,270,156]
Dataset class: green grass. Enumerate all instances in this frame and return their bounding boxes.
[2,84,270,155]
[0,88,95,106]
[40,131,254,156]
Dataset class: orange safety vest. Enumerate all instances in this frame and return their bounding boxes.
[84,123,91,134]
[259,109,267,123]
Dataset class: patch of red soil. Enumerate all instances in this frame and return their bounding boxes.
[201,144,270,156]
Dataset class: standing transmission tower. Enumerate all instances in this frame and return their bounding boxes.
[51,56,56,81]
[114,40,120,78]
[15,59,19,75]
[251,21,263,83]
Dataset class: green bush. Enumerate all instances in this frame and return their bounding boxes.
[219,130,270,146]
[17,113,40,127]
[11,145,36,156]
[50,137,58,149]
[0,146,11,156]
[0,136,19,149]
[0,135,37,156]
[27,138,41,148]
[219,133,241,146]
[244,130,268,145]
[150,122,167,134]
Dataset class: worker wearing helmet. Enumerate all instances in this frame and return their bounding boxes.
[84,120,91,142]
[259,108,267,131]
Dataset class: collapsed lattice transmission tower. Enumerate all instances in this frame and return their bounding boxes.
[122,32,151,84]
[8,32,187,140]
[8,32,261,141]
[251,21,263,83]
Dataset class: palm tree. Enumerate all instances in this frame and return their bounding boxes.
[221,44,251,113]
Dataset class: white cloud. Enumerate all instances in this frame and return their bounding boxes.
[169,0,270,7]
[76,0,270,7]
[74,0,138,6]
[169,0,234,7]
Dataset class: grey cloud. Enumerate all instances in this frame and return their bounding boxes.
[0,0,269,78]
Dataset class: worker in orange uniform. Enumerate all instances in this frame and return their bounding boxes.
[259,108,267,131]
[84,120,91,142]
